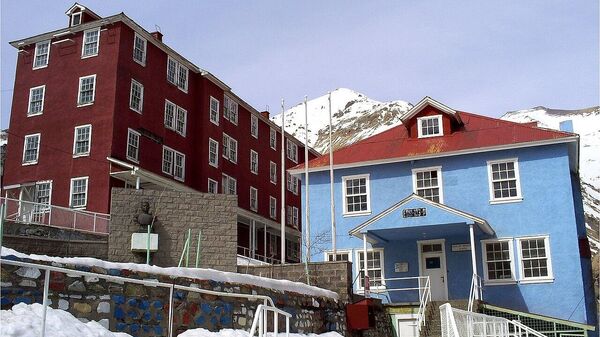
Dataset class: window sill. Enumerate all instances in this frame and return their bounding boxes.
[490,197,523,205]
[251,171,258,175]
[77,102,95,108]
[174,177,185,182]
[71,206,87,211]
[73,153,90,158]
[22,161,38,166]
[519,278,554,284]
[209,163,219,168]
[343,211,372,218]
[27,112,43,117]
[210,119,219,126]
[32,65,48,70]
[270,181,277,185]
[251,134,258,139]
[484,280,517,286]
[133,59,146,67]
[129,107,142,114]
[417,133,443,139]
[81,53,98,59]
[126,156,139,164]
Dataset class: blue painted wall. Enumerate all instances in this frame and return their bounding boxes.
[300,143,595,328]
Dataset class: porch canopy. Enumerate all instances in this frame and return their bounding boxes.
[108,157,197,192]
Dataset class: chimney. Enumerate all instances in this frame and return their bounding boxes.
[260,111,270,119]
[150,31,163,42]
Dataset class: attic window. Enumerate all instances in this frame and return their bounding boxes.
[71,12,82,26]
[417,115,443,138]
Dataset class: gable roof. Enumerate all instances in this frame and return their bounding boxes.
[290,107,578,174]
[399,96,462,124]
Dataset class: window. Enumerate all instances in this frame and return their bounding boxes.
[292,206,299,228]
[70,177,88,208]
[208,138,219,167]
[250,187,258,211]
[173,152,185,181]
[417,115,443,138]
[270,161,277,184]
[482,239,516,284]
[77,75,96,106]
[33,40,50,69]
[357,250,384,289]
[286,205,293,225]
[517,236,553,282]
[129,79,144,113]
[164,100,175,130]
[133,33,147,66]
[222,174,237,195]
[73,125,92,156]
[126,129,140,163]
[269,196,277,219]
[412,167,443,203]
[488,159,522,203]
[286,239,300,261]
[166,56,188,92]
[208,178,218,194]
[250,150,258,174]
[326,250,352,262]
[286,140,298,163]
[162,146,174,174]
[33,181,52,219]
[81,28,100,58]
[164,100,187,136]
[222,133,238,163]
[251,115,259,138]
[287,173,299,195]
[70,12,82,26]
[209,97,220,125]
[162,146,185,180]
[28,85,45,116]
[224,95,238,125]
[342,174,370,215]
[22,133,41,165]
[270,128,277,149]
[175,107,187,136]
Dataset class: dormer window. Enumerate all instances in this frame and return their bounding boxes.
[71,12,82,26]
[417,115,443,138]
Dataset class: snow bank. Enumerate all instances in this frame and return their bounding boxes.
[0,303,131,337]
[178,328,343,337]
[1,247,338,300]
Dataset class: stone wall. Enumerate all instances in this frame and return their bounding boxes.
[109,189,237,272]
[2,221,108,260]
[1,254,346,337]
[238,261,354,302]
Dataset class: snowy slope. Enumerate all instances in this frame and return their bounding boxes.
[501,106,600,253]
[271,88,412,153]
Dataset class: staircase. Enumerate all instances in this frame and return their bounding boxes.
[420,300,476,337]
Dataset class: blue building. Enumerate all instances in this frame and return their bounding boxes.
[291,97,597,336]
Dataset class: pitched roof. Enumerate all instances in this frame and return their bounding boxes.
[290,110,578,173]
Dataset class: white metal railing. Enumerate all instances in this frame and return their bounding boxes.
[440,303,548,337]
[1,258,286,337]
[370,276,431,332]
[468,273,483,312]
[249,304,291,337]
[1,197,110,233]
[237,245,281,264]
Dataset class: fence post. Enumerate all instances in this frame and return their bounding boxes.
[274,311,278,335]
[40,268,50,337]
[168,284,174,337]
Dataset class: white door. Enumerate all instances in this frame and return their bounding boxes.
[420,241,448,301]
[396,318,418,337]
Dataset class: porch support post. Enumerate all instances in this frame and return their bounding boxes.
[469,224,479,299]
[135,176,141,190]
[362,233,369,298]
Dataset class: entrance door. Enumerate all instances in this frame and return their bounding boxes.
[419,240,448,301]
[396,317,418,337]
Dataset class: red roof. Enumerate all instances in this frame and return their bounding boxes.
[292,111,577,172]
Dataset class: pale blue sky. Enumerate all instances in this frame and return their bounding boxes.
[1,1,598,129]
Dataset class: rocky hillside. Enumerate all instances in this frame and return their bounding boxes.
[272,91,600,253]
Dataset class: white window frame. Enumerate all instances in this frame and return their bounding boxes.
[324,249,353,262]
[355,248,386,291]
[481,238,517,285]
[417,115,443,138]
[222,174,237,195]
[126,128,140,163]
[270,161,277,184]
[286,140,298,163]
[33,40,50,69]
[164,100,176,130]
[209,97,220,125]
[69,176,89,209]
[250,187,258,212]
[72,124,92,157]
[207,178,218,194]
[270,128,277,150]
[487,158,523,204]
[175,106,187,136]
[77,74,96,107]
[208,138,219,168]
[129,79,144,113]
[250,150,259,174]
[132,33,147,66]
[162,146,174,175]
[342,174,371,216]
[269,196,277,219]
[167,56,177,85]
[81,28,100,58]
[292,206,299,228]
[173,151,185,182]
[222,133,238,163]
[412,166,444,203]
[251,115,259,138]
[166,56,188,93]
[22,133,41,165]
[70,12,82,27]
[516,235,554,284]
[27,85,46,116]
[33,181,52,216]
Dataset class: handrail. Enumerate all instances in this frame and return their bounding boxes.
[1,258,279,337]
[1,197,110,219]
[416,276,431,331]
[511,319,548,337]
[249,304,291,337]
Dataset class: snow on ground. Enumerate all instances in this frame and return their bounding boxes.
[0,303,132,337]
[178,328,343,337]
[1,247,338,300]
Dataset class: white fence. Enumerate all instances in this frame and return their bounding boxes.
[440,303,547,337]
[1,197,110,233]
[249,304,291,337]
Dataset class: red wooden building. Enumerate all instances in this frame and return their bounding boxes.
[2,3,317,264]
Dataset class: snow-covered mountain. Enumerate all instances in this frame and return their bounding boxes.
[273,90,600,253]
[271,88,412,153]
[501,106,600,253]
